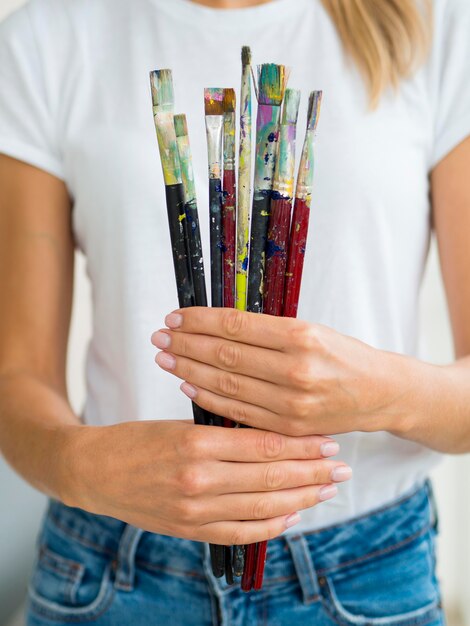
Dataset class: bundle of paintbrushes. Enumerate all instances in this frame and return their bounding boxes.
[149,48,322,592]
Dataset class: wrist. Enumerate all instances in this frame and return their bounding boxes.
[377,353,438,438]
[55,423,97,510]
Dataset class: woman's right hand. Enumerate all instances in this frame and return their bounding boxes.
[61,420,352,545]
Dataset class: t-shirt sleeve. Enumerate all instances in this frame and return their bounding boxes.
[429,0,470,169]
[0,4,64,180]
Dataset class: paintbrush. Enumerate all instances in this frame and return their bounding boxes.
[150,70,194,309]
[205,88,225,309]
[250,89,301,593]
[235,46,252,312]
[242,63,288,593]
[150,70,226,582]
[284,90,323,318]
[174,114,207,308]
[263,88,301,317]
[222,88,237,309]
[247,63,289,313]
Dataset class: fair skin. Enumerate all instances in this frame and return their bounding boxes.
[0,0,469,548]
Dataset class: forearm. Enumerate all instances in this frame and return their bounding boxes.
[0,371,81,500]
[390,355,470,454]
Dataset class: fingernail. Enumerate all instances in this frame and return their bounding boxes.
[320,441,340,457]
[165,313,183,329]
[331,466,353,483]
[181,382,198,399]
[285,512,301,529]
[319,485,338,502]
[156,352,176,370]
[152,331,171,349]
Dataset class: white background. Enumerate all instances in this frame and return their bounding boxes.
[0,0,469,624]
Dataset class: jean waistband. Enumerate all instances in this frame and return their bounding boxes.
[43,479,437,597]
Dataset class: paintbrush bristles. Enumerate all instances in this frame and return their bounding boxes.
[307,90,323,131]
[150,69,174,112]
[204,88,225,115]
[282,89,301,125]
[257,64,288,106]
[174,114,188,137]
[242,46,252,67]
[223,88,236,113]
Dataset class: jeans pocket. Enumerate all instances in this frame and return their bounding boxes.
[320,530,443,626]
[28,519,115,623]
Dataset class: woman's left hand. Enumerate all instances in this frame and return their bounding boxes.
[151,307,424,438]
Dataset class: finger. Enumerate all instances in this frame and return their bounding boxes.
[180,383,298,435]
[196,513,302,546]
[211,459,350,494]
[179,423,338,463]
[156,351,294,416]
[152,329,293,386]
[203,483,339,523]
[164,307,312,353]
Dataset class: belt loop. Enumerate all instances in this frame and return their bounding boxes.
[114,525,144,592]
[285,534,320,605]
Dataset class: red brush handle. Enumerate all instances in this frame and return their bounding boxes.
[250,198,309,590]
[223,169,236,309]
[264,197,292,317]
[241,543,257,591]
[283,198,310,319]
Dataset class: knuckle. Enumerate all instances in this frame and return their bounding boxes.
[227,403,249,424]
[285,420,306,437]
[222,309,246,338]
[175,498,200,523]
[217,371,240,396]
[287,358,316,391]
[264,463,285,490]
[287,394,312,419]
[228,527,246,547]
[257,431,285,459]
[252,496,275,520]
[216,342,242,369]
[181,429,207,458]
[291,322,321,352]
[178,466,207,497]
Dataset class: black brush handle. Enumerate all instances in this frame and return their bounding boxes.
[166,184,195,307]
[209,177,223,308]
[247,192,271,313]
[185,198,207,308]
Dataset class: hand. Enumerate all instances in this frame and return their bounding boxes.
[152,308,419,438]
[61,420,351,545]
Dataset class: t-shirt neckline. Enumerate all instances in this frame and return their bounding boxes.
[151,0,310,29]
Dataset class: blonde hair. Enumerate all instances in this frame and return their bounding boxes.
[321,0,432,106]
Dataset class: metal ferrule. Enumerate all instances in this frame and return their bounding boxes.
[205,115,224,179]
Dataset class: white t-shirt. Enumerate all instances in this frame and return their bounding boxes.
[1,0,470,533]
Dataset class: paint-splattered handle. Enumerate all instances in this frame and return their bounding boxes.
[223,169,236,308]
[264,197,292,317]
[284,198,310,319]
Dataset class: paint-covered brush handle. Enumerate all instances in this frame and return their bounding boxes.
[223,169,236,309]
[209,178,224,308]
[247,194,271,313]
[165,184,194,308]
[264,197,292,317]
[284,197,310,319]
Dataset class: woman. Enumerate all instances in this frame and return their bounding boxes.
[0,0,469,623]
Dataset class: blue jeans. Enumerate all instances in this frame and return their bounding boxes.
[26,480,445,625]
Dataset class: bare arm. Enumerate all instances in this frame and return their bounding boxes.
[0,155,79,498]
